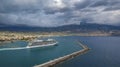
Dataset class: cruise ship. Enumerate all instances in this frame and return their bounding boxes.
[27,39,58,48]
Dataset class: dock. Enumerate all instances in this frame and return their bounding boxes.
[34,41,90,67]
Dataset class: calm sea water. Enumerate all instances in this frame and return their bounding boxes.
[0,36,120,67]
[0,36,82,67]
[56,36,120,67]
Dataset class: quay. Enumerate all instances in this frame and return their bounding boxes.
[34,41,90,67]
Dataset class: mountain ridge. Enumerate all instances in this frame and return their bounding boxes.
[0,23,120,32]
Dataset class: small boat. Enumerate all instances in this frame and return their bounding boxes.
[26,39,58,48]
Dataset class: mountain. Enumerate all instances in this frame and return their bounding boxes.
[0,23,120,33]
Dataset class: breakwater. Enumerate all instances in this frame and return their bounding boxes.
[34,41,90,67]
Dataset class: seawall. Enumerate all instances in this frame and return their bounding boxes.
[34,41,90,67]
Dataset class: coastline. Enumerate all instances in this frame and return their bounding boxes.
[0,31,119,44]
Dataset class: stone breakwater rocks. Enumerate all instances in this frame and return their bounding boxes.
[34,41,90,67]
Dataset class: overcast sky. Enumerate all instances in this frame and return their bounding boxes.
[0,0,120,27]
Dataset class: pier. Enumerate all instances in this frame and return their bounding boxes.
[34,41,90,67]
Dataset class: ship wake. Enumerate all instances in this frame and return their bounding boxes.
[0,47,28,51]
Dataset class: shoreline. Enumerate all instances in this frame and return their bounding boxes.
[0,31,119,44]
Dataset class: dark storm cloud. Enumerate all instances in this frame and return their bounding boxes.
[0,0,120,27]
[0,0,40,13]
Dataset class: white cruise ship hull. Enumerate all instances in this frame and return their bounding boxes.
[26,42,58,49]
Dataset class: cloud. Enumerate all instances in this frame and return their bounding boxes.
[0,0,120,27]
[86,10,120,25]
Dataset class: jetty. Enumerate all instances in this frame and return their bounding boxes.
[34,41,90,67]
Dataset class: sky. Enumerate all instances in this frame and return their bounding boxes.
[0,0,120,27]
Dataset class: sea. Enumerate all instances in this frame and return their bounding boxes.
[0,36,120,67]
